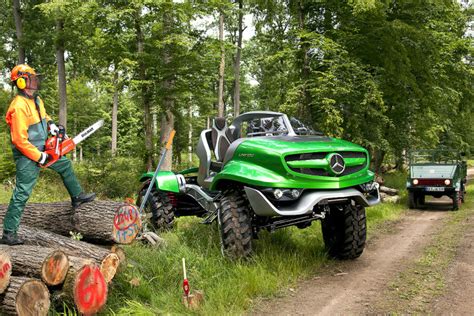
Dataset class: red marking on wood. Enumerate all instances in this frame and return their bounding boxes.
[113,204,139,231]
[0,262,11,279]
[48,257,61,274]
[74,265,107,314]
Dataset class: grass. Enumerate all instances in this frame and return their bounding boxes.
[378,184,474,313]
[0,169,407,315]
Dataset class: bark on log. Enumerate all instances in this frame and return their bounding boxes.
[0,245,68,286]
[0,200,141,244]
[0,251,12,294]
[0,276,50,316]
[15,226,120,283]
[380,186,399,196]
[58,260,108,315]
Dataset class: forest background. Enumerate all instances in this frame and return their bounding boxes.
[0,0,472,198]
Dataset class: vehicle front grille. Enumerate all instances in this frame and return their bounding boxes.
[285,151,367,177]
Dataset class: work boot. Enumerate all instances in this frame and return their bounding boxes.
[71,192,96,208]
[0,231,24,245]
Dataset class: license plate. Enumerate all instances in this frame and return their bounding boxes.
[425,187,445,192]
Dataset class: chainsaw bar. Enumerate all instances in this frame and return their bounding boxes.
[72,119,104,145]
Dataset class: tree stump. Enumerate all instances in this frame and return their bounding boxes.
[0,245,69,286]
[0,276,50,316]
[0,200,140,244]
[0,251,12,294]
[16,226,120,283]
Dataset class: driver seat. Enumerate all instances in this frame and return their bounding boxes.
[211,117,235,162]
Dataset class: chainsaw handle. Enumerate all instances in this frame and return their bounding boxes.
[166,130,176,150]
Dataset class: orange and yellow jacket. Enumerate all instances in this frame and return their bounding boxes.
[5,94,51,162]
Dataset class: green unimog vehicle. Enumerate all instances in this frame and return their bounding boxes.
[407,150,467,210]
[137,111,380,259]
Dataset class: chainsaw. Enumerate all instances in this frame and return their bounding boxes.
[42,119,104,168]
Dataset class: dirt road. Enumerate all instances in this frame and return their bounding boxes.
[252,168,473,315]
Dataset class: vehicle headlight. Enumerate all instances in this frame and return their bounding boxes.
[263,188,303,201]
[291,189,301,199]
[274,189,284,199]
[444,179,451,186]
[413,179,419,185]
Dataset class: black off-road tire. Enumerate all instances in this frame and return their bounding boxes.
[417,194,425,206]
[218,190,253,260]
[321,203,366,260]
[452,191,461,211]
[408,191,418,209]
[138,182,175,230]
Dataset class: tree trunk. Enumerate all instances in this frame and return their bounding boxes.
[0,200,140,244]
[188,104,193,163]
[57,261,107,315]
[297,1,311,120]
[0,245,68,286]
[12,0,25,64]
[135,8,154,170]
[160,111,175,171]
[111,70,119,156]
[217,11,225,117]
[233,0,243,118]
[15,226,120,284]
[0,276,50,316]
[56,19,68,128]
[0,251,12,294]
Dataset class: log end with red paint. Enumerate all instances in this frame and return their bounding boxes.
[112,203,142,244]
[73,264,108,315]
[0,251,12,294]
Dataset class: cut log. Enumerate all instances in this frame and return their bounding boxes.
[0,251,12,294]
[0,200,141,244]
[0,276,50,316]
[380,185,399,196]
[0,245,69,286]
[59,260,108,315]
[16,226,120,284]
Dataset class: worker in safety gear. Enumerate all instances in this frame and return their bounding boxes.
[1,64,95,245]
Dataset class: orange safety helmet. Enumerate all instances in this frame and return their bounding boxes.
[10,64,37,90]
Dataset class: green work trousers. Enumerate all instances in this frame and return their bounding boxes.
[3,156,82,234]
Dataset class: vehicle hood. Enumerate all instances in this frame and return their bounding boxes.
[237,135,365,155]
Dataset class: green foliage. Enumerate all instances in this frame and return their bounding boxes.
[74,156,143,199]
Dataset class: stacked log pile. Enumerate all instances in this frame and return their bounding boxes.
[0,201,142,315]
[375,176,401,203]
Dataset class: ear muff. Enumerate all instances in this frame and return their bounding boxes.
[16,77,26,90]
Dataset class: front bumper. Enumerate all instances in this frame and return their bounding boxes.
[407,186,456,194]
[244,185,380,217]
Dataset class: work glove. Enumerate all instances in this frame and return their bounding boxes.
[49,121,60,136]
[37,152,50,166]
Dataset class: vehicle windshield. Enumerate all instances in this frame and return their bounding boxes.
[289,117,320,136]
[245,115,289,137]
[409,150,461,165]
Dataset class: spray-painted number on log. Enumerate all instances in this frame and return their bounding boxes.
[75,265,107,314]
[0,261,11,279]
[113,204,142,244]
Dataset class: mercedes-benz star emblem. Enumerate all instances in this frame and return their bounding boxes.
[328,153,345,175]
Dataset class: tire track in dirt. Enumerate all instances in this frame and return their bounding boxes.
[252,209,449,315]
[251,204,451,315]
